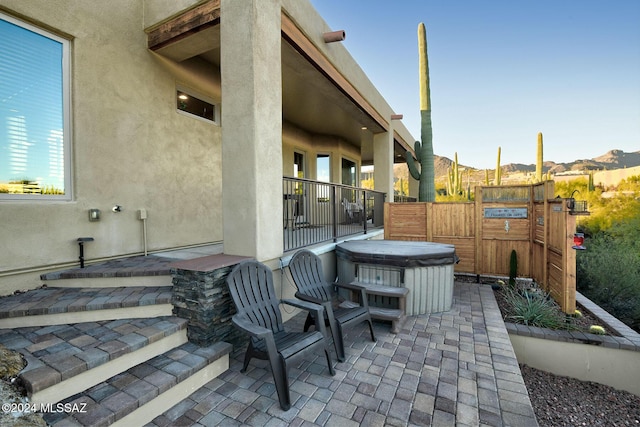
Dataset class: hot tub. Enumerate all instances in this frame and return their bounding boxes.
[336,240,459,315]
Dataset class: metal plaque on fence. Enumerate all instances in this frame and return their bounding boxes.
[483,207,528,218]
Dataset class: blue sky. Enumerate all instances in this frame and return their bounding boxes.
[310,0,640,170]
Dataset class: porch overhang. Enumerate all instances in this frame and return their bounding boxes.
[145,0,414,164]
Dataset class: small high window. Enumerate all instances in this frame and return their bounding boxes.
[176,88,219,124]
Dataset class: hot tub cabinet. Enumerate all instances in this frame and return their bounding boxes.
[336,240,459,316]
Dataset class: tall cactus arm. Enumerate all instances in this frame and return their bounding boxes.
[406,148,421,181]
[418,22,435,202]
[405,22,436,202]
[418,23,431,112]
[535,132,544,182]
[495,146,502,186]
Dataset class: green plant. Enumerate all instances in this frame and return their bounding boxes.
[508,249,517,288]
[577,230,640,332]
[405,22,435,202]
[589,325,606,335]
[502,287,565,329]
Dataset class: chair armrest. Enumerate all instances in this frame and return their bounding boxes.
[294,291,325,306]
[282,299,331,338]
[335,282,369,309]
[232,314,272,340]
[282,298,325,317]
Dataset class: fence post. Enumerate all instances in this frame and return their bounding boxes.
[474,186,483,276]
[563,208,577,313]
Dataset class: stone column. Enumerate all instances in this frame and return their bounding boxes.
[221,0,283,260]
[170,255,251,355]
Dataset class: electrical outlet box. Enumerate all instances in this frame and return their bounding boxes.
[138,209,147,220]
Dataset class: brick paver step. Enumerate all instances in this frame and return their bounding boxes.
[0,316,188,400]
[0,286,172,319]
[42,341,232,427]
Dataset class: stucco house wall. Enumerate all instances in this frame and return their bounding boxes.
[1,1,223,293]
[1,0,417,294]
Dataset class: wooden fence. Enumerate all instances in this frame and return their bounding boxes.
[384,181,581,313]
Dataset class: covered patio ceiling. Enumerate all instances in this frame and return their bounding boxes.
[147,3,413,165]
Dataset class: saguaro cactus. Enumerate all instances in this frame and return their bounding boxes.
[495,147,502,185]
[447,152,462,196]
[535,132,544,183]
[405,22,435,202]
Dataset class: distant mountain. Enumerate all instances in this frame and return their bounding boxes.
[434,149,640,177]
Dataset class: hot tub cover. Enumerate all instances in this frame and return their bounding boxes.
[336,240,459,268]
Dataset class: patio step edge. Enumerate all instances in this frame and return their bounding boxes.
[40,275,172,288]
[0,286,173,328]
[44,341,232,427]
[8,316,188,404]
[28,327,189,407]
[0,304,174,329]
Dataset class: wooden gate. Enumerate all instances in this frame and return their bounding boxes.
[384,181,580,313]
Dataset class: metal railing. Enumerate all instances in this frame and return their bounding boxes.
[283,177,385,252]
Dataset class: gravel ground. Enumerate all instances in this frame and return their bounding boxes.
[483,279,640,426]
[520,364,640,426]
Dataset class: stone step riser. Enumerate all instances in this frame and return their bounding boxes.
[0,304,173,329]
[44,341,232,426]
[42,275,171,289]
[31,329,188,406]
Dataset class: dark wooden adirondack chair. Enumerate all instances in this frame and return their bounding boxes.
[289,249,376,362]
[226,259,335,411]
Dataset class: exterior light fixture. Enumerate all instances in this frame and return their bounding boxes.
[88,209,101,221]
[391,114,403,120]
[323,30,346,43]
[572,233,586,250]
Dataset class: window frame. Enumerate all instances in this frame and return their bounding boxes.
[341,157,357,187]
[0,12,72,201]
[316,153,331,183]
[176,85,220,125]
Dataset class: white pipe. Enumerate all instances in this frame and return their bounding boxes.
[142,218,148,256]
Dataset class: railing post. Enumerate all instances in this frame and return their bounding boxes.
[332,185,338,242]
[363,190,368,234]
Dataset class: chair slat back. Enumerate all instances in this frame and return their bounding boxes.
[289,250,334,302]
[227,260,284,334]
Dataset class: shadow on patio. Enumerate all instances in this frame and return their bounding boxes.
[146,281,537,426]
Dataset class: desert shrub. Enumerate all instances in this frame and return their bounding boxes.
[502,287,566,329]
[577,232,640,332]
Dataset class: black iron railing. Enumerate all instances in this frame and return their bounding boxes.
[283,177,385,252]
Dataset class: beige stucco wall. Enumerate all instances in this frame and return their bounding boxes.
[0,1,222,292]
[510,334,640,396]
[143,0,202,29]
[1,0,415,293]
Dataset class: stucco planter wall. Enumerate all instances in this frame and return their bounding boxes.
[506,292,640,396]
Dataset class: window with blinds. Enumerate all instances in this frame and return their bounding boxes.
[0,13,71,200]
